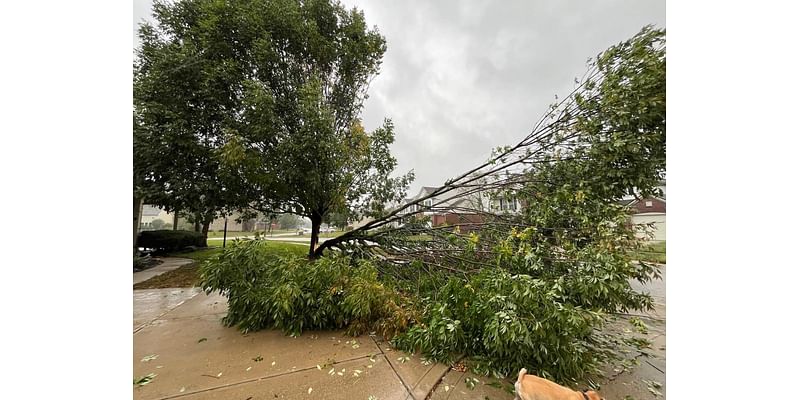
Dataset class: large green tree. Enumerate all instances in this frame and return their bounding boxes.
[135,0,412,256]
[133,0,251,246]
[205,0,413,257]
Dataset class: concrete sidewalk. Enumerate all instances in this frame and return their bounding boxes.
[134,291,448,400]
[134,270,666,400]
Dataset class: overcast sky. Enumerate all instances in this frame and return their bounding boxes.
[133,0,665,197]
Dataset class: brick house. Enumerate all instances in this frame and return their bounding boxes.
[398,185,521,232]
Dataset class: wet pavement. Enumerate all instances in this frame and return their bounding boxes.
[133,265,666,400]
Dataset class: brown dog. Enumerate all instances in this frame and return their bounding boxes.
[514,368,603,400]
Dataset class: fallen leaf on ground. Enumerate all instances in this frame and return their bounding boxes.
[198,338,207,343]
[133,373,157,386]
[465,377,480,390]
[140,354,158,362]
[308,387,313,394]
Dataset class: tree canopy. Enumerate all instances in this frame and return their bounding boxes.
[135,0,412,255]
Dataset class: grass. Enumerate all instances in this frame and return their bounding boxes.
[632,241,666,264]
[206,229,295,238]
[133,241,307,289]
[294,231,343,238]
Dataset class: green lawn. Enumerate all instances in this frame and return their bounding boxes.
[632,241,666,264]
[170,240,307,259]
[205,229,295,238]
[294,231,344,238]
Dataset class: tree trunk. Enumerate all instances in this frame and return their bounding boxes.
[201,219,211,247]
[194,211,201,232]
[173,212,179,230]
[308,213,322,259]
[199,213,214,248]
[133,196,144,257]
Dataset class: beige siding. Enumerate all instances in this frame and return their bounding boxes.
[140,206,175,229]
[631,213,666,242]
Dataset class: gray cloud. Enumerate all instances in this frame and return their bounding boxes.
[133,0,665,195]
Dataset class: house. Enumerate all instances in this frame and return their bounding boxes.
[208,213,258,232]
[140,205,263,232]
[399,185,522,232]
[139,205,175,230]
[622,196,666,242]
[620,181,666,242]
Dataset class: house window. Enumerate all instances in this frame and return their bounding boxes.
[424,199,433,207]
[645,200,653,207]
[499,197,517,212]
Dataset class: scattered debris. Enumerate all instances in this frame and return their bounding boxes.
[134,373,157,386]
[643,379,663,397]
[308,387,313,394]
[246,367,252,371]
[451,362,467,372]
[179,387,185,393]
[140,354,159,362]
[397,356,410,364]
[253,355,264,362]
[465,377,480,390]
[198,338,207,343]
[629,317,650,334]
[271,361,277,366]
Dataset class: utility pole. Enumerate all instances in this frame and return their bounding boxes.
[222,217,228,248]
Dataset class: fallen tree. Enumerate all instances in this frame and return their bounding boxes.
[202,25,665,384]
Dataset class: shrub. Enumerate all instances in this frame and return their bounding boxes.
[392,268,612,383]
[138,230,205,251]
[199,240,416,336]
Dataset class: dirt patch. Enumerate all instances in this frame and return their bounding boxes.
[133,263,200,289]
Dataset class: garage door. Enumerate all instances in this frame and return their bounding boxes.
[631,213,666,241]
